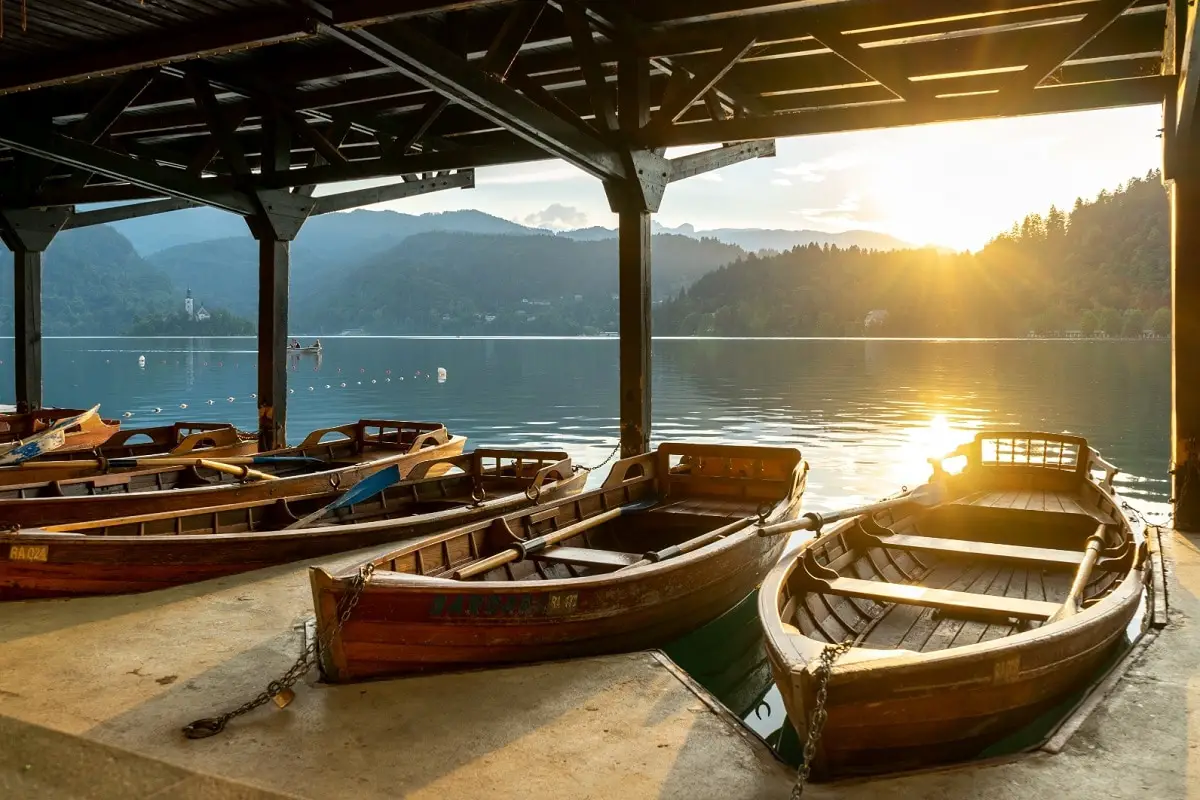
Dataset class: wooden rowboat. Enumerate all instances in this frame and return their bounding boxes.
[0,449,583,600]
[0,407,120,455]
[311,442,807,683]
[0,422,258,484]
[0,420,464,527]
[759,431,1148,781]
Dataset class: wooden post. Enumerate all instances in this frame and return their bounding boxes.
[1173,169,1200,529]
[257,235,289,451]
[14,249,42,413]
[618,208,652,458]
[0,208,70,413]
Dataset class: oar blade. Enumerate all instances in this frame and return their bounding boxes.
[0,405,101,466]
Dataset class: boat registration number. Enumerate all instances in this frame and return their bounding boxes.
[8,544,48,562]
[430,592,579,618]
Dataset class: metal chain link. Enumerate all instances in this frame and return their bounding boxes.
[575,441,622,473]
[182,563,376,739]
[792,640,852,799]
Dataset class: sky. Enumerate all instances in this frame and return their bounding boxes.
[327,104,1165,252]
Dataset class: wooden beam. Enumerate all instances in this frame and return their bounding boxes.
[310,170,474,215]
[617,208,651,458]
[805,20,916,102]
[256,236,289,451]
[1178,1,1200,144]
[304,5,626,181]
[1172,166,1200,528]
[188,75,251,178]
[561,2,618,131]
[644,75,1170,147]
[0,122,258,214]
[64,198,201,229]
[295,119,353,196]
[1021,0,1141,89]
[652,36,756,124]
[667,140,775,182]
[14,250,43,413]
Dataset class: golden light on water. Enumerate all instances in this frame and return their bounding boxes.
[890,413,976,487]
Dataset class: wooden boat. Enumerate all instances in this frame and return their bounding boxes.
[289,343,321,355]
[0,449,584,600]
[0,420,464,527]
[311,442,807,683]
[759,431,1149,781]
[0,407,120,455]
[0,422,258,484]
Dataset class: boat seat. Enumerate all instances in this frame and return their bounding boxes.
[532,546,643,570]
[825,577,1062,621]
[872,533,1084,568]
[952,490,1116,524]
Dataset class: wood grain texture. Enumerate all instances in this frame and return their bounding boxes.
[759,430,1147,780]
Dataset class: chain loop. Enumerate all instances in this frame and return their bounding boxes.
[182,563,375,739]
[792,640,852,799]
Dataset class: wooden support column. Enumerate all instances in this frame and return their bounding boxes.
[1172,163,1200,529]
[247,187,313,450]
[257,236,290,451]
[0,208,71,413]
[618,208,652,458]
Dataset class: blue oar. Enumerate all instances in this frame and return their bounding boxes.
[0,405,102,466]
[286,463,404,530]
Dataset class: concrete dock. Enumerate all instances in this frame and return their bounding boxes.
[2,531,1198,800]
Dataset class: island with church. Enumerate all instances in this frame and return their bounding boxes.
[125,288,255,336]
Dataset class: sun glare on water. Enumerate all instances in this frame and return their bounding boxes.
[890,413,976,488]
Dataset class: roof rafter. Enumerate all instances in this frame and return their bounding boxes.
[1017,0,1142,90]
[310,169,475,215]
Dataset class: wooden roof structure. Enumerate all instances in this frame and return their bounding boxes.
[0,0,1181,212]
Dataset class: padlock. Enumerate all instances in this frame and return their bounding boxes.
[272,688,296,709]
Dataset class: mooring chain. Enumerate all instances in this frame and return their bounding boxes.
[572,441,622,474]
[792,640,853,799]
[181,563,376,740]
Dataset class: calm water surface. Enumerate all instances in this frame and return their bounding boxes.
[7,336,1170,512]
[2,336,1168,756]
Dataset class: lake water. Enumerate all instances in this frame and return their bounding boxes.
[0,335,1169,762]
[6,336,1171,513]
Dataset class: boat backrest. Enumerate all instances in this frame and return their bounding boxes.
[656,442,805,504]
[957,431,1090,487]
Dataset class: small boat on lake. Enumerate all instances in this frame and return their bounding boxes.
[0,422,258,484]
[0,420,464,527]
[311,442,807,682]
[0,407,120,456]
[288,340,322,354]
[759,431,1148,781]
[0,449,583,600]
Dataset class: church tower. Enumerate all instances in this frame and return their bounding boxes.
[185,288,194,320]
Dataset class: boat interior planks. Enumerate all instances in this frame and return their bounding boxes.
[759,431,1148,781]
[0,449,583,600]
[311,442,808,683]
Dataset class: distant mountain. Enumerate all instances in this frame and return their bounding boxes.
[293,232,745,334]
[144,209,547,318]
[113,206,538,257]
[556,221,914,252]
[0,226,177,335]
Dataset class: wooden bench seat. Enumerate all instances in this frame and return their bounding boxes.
[825,577,1062,621]
[532,546,643,570]
[874,533,1084,568]
[952,489,1116,524]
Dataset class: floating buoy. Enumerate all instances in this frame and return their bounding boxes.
[340,382,347,388]
[399,377,404,381]
[288,389,294,394]
[356,381,361,385]
[122,411,134,418]
[179,403,188,409]
[250,393,257,399]
[385,378,391,383]
[207,399,215,405]
[437,367,447,382]
[152,407,162,414]
[371,379,376,384]
[325,385,331,389]
[360,368,365,373]
[308,387,314,391]
[385,369,391,375]
[227,397,235,402]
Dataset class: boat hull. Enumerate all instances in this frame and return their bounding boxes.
[314,523,789,682]
[0,433,465,527]
[0,470,584,600]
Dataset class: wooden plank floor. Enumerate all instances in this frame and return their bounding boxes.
[952,489,1115,523]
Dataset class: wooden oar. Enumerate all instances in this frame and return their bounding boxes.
[12,455,325,470]
[285,464,403,530]
[1045,526,1107,624]
[619,516,759,570]
[0,405,102,466]
[452,500,656,580]
[757,485,943,539]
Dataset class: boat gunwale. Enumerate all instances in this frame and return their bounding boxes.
[758,473,1147,681]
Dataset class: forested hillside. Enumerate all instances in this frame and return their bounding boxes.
[293,232,745,334]
[657,171,1169,337]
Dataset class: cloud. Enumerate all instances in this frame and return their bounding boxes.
[523,203,589,230]
[777,151,865,183]
[790,192,887,230]
[771,178,793,187]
